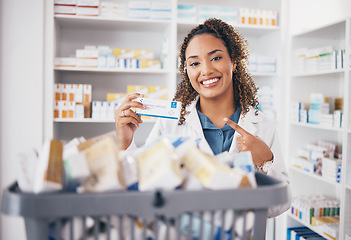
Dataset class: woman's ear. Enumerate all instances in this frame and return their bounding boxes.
[232,63,237,72]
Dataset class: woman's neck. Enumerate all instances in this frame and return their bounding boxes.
[198,96,236,128]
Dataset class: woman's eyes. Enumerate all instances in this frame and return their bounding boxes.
[211,56,222,61]
[189,56,222,67]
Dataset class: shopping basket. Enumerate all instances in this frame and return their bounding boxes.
[1,172,289,240]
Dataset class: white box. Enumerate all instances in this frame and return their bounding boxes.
[61,84,68,101]
[75,84,83,103]
[54,57,76,67]
[54,0,77,5]
[100,101,108,119]
[54,101,60,118]
[76,58,98,68]
[83,84,92,102]
[76,6,99,16]
[54,5,77,15]
[76,49,99,59]
[106,55,116,68]
[67,84,76,102]
[75,103,84,118]
[128,1,150,9]
[77,0,99,7]
[92,101,101,119]
[128,9,150,19]
[59,101,69,118]
[68,101,76,118]
[54,83,62,101]
[177,4,196,22]
[135,98,181,120]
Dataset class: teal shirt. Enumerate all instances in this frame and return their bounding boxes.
[196,105,241,155]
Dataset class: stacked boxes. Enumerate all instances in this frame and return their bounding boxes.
[127,1,171,20]
[291,195,340,226]
[293,47,345,74]
[54,83,91,119]
[54,0,100,16]
[287,227,324,240]
[177,4,196,23]
[198,6,238,25]
[100,1,127,18]
[249,54,276,73]
[257,85,276,120]
[89,85,169,121]
[240,8,278,26]
[177,4,278,27]
[290,94,343,128]
[55,45,162,70]
[292,140,342,182]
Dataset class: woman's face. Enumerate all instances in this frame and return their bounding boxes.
[185,33,236,101]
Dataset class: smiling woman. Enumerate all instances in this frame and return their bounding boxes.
[114,18,291,217]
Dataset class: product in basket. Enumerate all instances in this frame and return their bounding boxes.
[33,139,64,193]
[137,138,183,191]
[182,146,253,190]
[81,135,124,192]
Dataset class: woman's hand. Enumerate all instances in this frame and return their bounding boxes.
[223,118,273,167]
[114,93,146,150]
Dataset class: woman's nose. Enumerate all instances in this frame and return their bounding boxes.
[201,61,214,76]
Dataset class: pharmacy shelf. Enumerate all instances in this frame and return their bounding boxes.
[289,166,341,187]
[288,18,351,240]
[55,15,171,32]
[290,122,344,132]
[292,69,345,77]
[177,22,280,37]
[176,70,278,77]
[292,19,346,39]
[54,67,170,74]
[54,118,156,123]
[289,214,336,240]
[251,72,279,77]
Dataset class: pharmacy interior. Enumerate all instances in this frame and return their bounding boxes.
[1,0,351,239]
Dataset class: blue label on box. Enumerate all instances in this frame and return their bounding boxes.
[171,101,177,108]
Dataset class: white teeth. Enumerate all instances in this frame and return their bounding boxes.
[202,78,219,85]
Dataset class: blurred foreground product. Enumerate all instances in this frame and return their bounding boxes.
[138,138,183,191]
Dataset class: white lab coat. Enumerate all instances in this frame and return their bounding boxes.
[127,97,291,217]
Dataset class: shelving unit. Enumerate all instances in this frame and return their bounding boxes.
[44,0,286,147]
[287,18,351,240]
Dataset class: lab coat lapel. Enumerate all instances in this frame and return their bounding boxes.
[229,108,262,154]
[185,97,214,155]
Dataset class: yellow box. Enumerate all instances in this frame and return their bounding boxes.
[148,85,168,100]
[127,85,149,96]
[106,93,126,102]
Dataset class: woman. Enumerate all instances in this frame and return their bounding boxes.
[115,18,290,217]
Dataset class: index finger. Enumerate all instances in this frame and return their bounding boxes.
[223,118,249,136]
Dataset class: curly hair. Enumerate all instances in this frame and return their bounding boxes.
[173,18,259,125]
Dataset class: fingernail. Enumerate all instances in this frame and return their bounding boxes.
[143,105,147,109]
[223,118,228,122]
